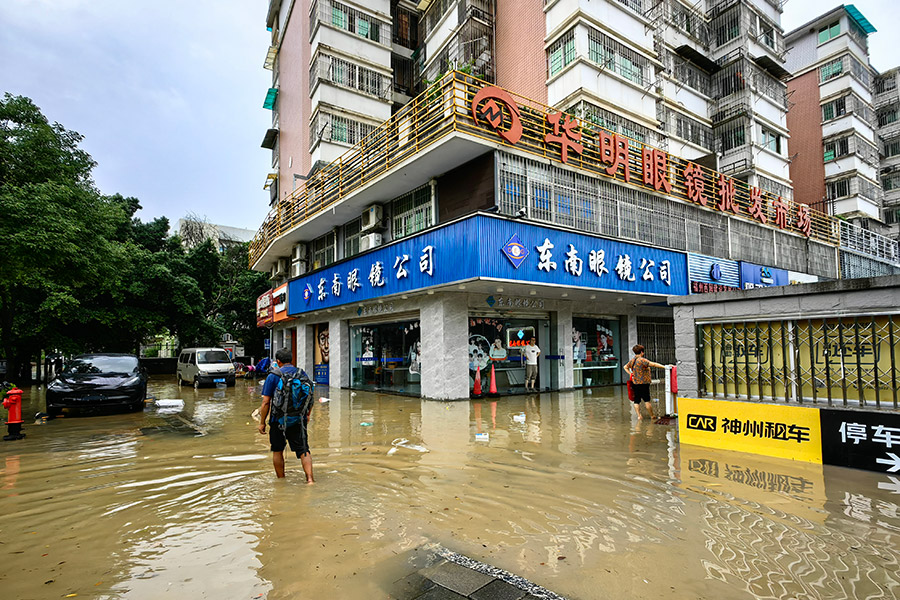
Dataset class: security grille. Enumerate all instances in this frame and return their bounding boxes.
[638,317,675,400]
[698,316,900,410]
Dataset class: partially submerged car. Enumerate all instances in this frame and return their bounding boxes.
[46,354,147,417]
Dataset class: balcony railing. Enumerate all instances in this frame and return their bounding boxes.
[250,72,876,269]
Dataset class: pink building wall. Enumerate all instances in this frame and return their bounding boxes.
[494,0,547,104]
[277,0,312,203]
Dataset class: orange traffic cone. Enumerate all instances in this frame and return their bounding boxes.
[488,363,498,396]
[472,365,482,397]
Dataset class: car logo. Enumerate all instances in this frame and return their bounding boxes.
[502,234,529,269]
[686,414,717,431]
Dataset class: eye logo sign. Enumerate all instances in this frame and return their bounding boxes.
[686,414,717,432]
[501,233,529,269]
[302,283,313,304]
[471,86,523,145]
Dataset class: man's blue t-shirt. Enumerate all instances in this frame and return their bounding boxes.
[262,365,297,425]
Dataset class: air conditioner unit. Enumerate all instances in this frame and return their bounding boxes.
[290,260,307,278]
[360,232,383,252]
[269,264,279,280]
[274,258,288,277]
[361,205,383,231]
[291,243,308,262]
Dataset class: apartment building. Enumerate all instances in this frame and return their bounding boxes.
[876,67,900,239]
[253,0,899,400]
[785,6,882,223]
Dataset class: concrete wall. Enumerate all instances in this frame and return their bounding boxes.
[669,275,900,398]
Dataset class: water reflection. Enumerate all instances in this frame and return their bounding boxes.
[1,379,899,599]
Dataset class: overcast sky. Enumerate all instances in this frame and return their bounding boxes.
[1,1,895,234]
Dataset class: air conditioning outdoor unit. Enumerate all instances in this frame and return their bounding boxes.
[361,205,383,231]
[291,243,308,262]
[290,260,307,278]
[269,264,279,280]
[274,258,288,277]
[360,232,383,252]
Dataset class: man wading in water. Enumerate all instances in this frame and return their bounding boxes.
[257,348,315,483]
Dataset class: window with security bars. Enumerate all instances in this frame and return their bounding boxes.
[390,185,432,239]
[311,232,335,270]
[712,6,741,47]
[671,4,709,45]
[673,60,712,96]
[883,172,900,192]
[884,136,900,158]
[570,100,654,145]
[819,57,843,82]
[615,0,642,14]
[876,76,898,94]
[343,217,363,258]
[757,175,793,201]
[823,137,849,161]
[817,21,840,44]
[713,60,748,99]
[587,28,648,86]
[310,112,376,148]
[826,178,851,200]
[672,112,714,149]
[878,104,899,127]
[310,54,390,99]
[821,96,846,121]
[547,30,575,77]
[698,316,900,409]
[885,206,900,225]
[319,0,385,44]
[716,120,746,152]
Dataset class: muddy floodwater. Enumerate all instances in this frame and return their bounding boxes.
[2,378,900,600]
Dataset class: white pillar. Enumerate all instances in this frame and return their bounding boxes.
[329,318,350,389]
[421,293,469,400]
[554,302,574,390]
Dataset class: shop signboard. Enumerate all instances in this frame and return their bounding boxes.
[678,397,823,463]
[256,290,273,327]
[820,409,900,473]
[272,284,289,322]
[739,261,789,289]
[687,253,740,294]
[287,215,688,315]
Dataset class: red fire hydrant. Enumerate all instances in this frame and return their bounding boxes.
[3,386,25,441]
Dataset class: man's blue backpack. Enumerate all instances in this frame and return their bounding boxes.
[269,366,314,429]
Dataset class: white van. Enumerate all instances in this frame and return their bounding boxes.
[177,348,236,387]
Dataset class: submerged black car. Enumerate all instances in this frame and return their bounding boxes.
[46,354,147,416]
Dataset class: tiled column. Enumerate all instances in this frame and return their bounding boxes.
[329,318,350,389]
[295,323,313,372]
[626,312,639,356]
[421,293,469,400]
[553,302,574,390]
[673,305,698,397]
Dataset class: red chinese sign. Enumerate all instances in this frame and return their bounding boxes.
[469,85,813,239]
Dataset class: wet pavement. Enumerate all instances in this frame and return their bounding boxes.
[2,377,900,599]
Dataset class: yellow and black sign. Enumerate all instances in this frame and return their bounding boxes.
[678,397,823,464]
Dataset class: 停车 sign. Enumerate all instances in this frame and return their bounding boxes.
[820,408,900,473]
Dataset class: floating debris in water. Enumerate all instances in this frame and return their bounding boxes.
[475,433,490,442]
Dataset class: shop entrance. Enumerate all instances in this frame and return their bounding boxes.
[469,315,549,395]
[350,319,421,395]
[571,317,623,387]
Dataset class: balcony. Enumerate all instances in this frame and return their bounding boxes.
[250,72,848,271]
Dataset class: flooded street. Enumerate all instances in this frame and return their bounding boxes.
[2,378,900,600]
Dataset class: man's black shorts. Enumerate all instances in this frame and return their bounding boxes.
[631,383,651,404]
[269,421,309,456]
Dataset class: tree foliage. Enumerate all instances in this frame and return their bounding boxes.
[0,94,268,381]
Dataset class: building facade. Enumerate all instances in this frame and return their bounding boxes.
[254,0,899,400]
[876,67,900,239]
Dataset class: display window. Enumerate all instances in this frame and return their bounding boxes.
[313,323,329,385]
[469,316,542,395]
[350,320,421,395]
[571,317,621,387]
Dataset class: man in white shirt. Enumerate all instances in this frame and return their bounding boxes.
[523,338,541,392]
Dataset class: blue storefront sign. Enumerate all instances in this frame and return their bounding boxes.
[687,253,740,294]
[740,261,789,289]
[287,215,688,315]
